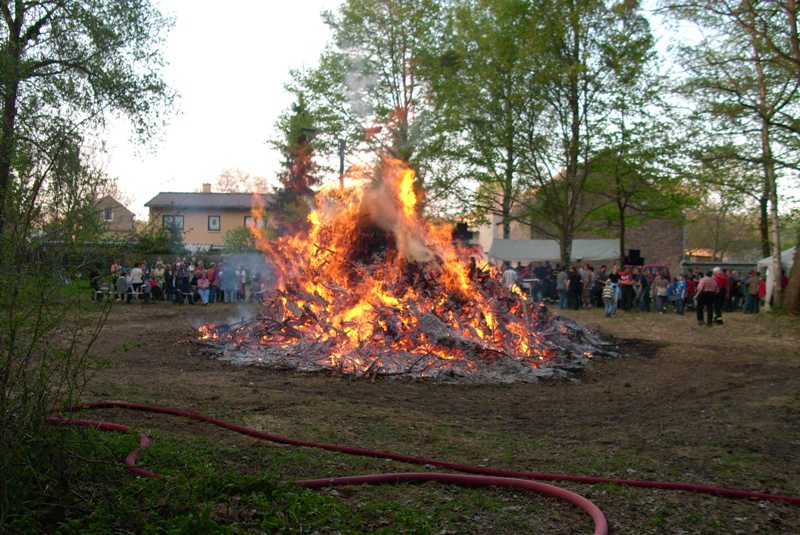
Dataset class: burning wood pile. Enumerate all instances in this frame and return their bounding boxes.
[197,160,617,383]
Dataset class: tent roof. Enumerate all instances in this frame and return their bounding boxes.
[756,246,796,270]
[488,239,619,263]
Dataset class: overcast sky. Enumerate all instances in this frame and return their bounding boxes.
[106,0,342,218]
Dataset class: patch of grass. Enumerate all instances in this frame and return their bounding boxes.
[4,428,444,534]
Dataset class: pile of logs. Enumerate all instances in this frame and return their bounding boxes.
[197,251,618,383]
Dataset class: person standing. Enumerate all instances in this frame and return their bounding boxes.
[567,266,582,310]
[674,274,687,315]
[685,273,697,312]
[619,267,635,311]
[745,270,760,314]
[197,271,210,305]
[602,279,618,317]
[593,265,608,308]
[502,262,518,289]
[636,268,651,312]
[206,263,217,304]
[130,262,144,301]
[556,266,569,309]
[175,261,189,304]
[695,271,718,326]
[652,272,669,313]
[237,264,247,302]
[220,262,237,303]
[110,259,122,299]
[712,267,729,324]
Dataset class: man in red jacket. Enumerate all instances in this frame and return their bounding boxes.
[712,267,729,324]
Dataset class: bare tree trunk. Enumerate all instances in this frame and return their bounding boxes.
[759,196,770,257]
[559,227,572,267]
[751,30,783,307]
[618,209,626,268]
[0,13,23,234]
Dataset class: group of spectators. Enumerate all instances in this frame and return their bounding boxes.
[91,257,270,305]
[500,261,785,326]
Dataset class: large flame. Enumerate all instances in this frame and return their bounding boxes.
[200,160,605,381]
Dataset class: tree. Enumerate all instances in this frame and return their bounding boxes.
[213,168,268,193]
[664,0,800,307]
[133,221,184,256]
[0,0,173,519]
[286,0,444,202]
[580,5,689,267]
[427,0,544,239]
[685,192,764,262]
[274,94,319,195]
[516,0,659,265]
[223,225,257,253]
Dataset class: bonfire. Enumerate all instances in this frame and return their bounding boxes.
[197,160,616,383]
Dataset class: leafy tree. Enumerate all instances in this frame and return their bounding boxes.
[586,147,692,266]
[685,192,764,262]
[132,221,184,256]
[286,0,444,202]
[569,3,690,266]
[0,0,173,519]
[223,225,257,253]
[427,0,544,239]
[269,94,320,235]
[664,0,800,306]
[274,94,319,195]
[512,0,660,265]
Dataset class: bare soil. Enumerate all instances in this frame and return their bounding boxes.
[85,301,800,534]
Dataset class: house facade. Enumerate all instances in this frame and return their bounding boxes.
[145,187,272,251]
[95,195,135,237]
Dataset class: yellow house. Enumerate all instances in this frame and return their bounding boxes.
[145,187,271,251]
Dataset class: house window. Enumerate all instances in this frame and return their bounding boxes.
[162,215,184,230]
[208,215,221,231]
[244,215,255,228]
[103,208,113,222]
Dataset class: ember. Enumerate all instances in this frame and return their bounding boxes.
[197,160,617,383]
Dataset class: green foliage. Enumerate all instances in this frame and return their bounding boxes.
[133,222,185,256]
[273,94,320,195]
[284,0,445,195]
[223,226,257,253]
[0,0,174,523]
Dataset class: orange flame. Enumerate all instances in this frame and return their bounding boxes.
[200,160,584,379]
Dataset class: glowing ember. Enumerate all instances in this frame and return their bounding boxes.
[197,160,616,383]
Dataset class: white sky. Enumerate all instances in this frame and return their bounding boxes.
[106,0,342,218]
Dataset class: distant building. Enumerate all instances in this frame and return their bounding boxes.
[476,212,683,273]
[95,195,135,237]
[144,184,272,251]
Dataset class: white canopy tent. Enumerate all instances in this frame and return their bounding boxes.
[756,246,796,272]
[488,239,619,264]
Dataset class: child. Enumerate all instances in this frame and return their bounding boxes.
[602,279,618,317]
[674,274,687,315]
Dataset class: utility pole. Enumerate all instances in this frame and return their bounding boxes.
[338,138,346,191]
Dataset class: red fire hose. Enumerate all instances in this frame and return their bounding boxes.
[49,401,800,533]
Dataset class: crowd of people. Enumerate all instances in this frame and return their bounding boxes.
[90,257,270,305]
[500,261,786,326]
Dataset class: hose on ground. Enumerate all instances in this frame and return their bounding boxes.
[49,401,800,532]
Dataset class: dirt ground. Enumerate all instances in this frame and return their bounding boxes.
[84,301,800,534]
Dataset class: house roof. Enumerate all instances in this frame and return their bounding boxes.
[144,192,274,210]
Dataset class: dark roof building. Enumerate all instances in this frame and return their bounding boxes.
[144,192,273,210]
